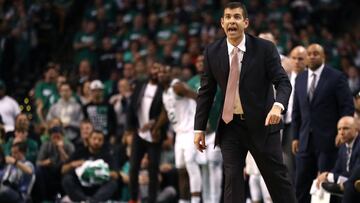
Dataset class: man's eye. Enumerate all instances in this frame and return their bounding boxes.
[234,16,242,20]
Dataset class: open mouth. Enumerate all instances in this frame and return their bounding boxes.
[228,27,238,33]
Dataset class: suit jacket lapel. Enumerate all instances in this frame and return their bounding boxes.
[240,34,255,84]
[301,71,310,106]
[219,38,229,80]
[311,66,328,104]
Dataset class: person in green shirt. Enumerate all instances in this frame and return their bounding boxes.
[3,127,38,164]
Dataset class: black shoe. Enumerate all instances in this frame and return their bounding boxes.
[321,182,343,196]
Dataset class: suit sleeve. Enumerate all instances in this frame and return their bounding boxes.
[331,147,344,181]
[335,73,355,116]
[265,42,292,113]
[292,79,301,140]
[194,47,217,131]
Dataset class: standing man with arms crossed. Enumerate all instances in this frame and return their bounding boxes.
[194,2,296,203]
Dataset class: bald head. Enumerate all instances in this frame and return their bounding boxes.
[290,46,307,73]
[258,32,276,44]
[337,116,358,144]
[307,44,325,71]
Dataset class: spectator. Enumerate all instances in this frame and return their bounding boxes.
[2,127,38,164]
[0,80,20,134]
[61,130,119,202]
[75,119,94,150]
[47,82,84,142]
[35,125,75,201]
[0,142,35,203]
[109,78,132,141]
[83,80,117,144]
[34,66,59,125]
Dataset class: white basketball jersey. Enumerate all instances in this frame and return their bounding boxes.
[162,79,196,133]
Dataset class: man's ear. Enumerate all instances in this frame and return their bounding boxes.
[244,18,249,29]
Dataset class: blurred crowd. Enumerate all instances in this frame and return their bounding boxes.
[0,0,360,203]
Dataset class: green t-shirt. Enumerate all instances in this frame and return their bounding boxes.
[3,138,39,164]
[187,75,223,132]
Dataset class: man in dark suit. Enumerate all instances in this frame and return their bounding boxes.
[126,62,164,203]
[193,2,296,203]
[292,44,355,203]
[317,116,360,202]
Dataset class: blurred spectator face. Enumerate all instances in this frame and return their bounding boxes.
[149,62,161,83]
[221,7,249,43]
[348,66,359,79]
[118,79,130,95]
[59,83,72,101]
[45,67,58,83]
[258,32,276,44]
[307,44,325,71]
[85,20,96,34]
[91,89,103,103]
[133,14,144,29]
[14,130,28,143]
[290,46,307,73]
[48,118,62,130]
[181,53,192,67]
[96,7,106,21]
[11,145,24,160]
[15,113,29,130]
[158,65,171,85]
[82,81,91,97]
[79,60,91,76]
[123,63,135,80]
[182,67,193,81]
[337,117,357,144]
[49,127,63,144]
[89,131,104,152]
[102,37,112,51]
[195,55,204,73]
[57,76,67,89]
[80,121,93,144]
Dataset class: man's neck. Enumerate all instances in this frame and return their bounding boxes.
[228,34,244,47]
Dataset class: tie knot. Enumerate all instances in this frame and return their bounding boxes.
[232,47,239,55]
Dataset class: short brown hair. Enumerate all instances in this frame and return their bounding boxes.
[223,2,248,19]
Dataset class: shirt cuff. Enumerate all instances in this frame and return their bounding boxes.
[194,130,204,133]
[327,172,334,182]
[274,102,284,111]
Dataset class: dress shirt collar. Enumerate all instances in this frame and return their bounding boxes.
[346,135,356,150]
[308,63,325,78]
[226,34,246,55]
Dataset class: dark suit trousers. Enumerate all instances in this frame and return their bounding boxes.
[282,123,296,183]
[295,133,337,203]
[342,165,360,203]
[129,134,161,203]
[219,116,296,203]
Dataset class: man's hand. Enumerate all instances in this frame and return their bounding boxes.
[71,160,84,168]
[335,134,344,147]
[316,172,329,188]
[265,105,282,126]
[194,131,207,152]
[5,156,16,165]
[151,127,160,143]
[55,139,64,148]
[140,120,155,132]
[292,140,299,155]
[41,158,53,166]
